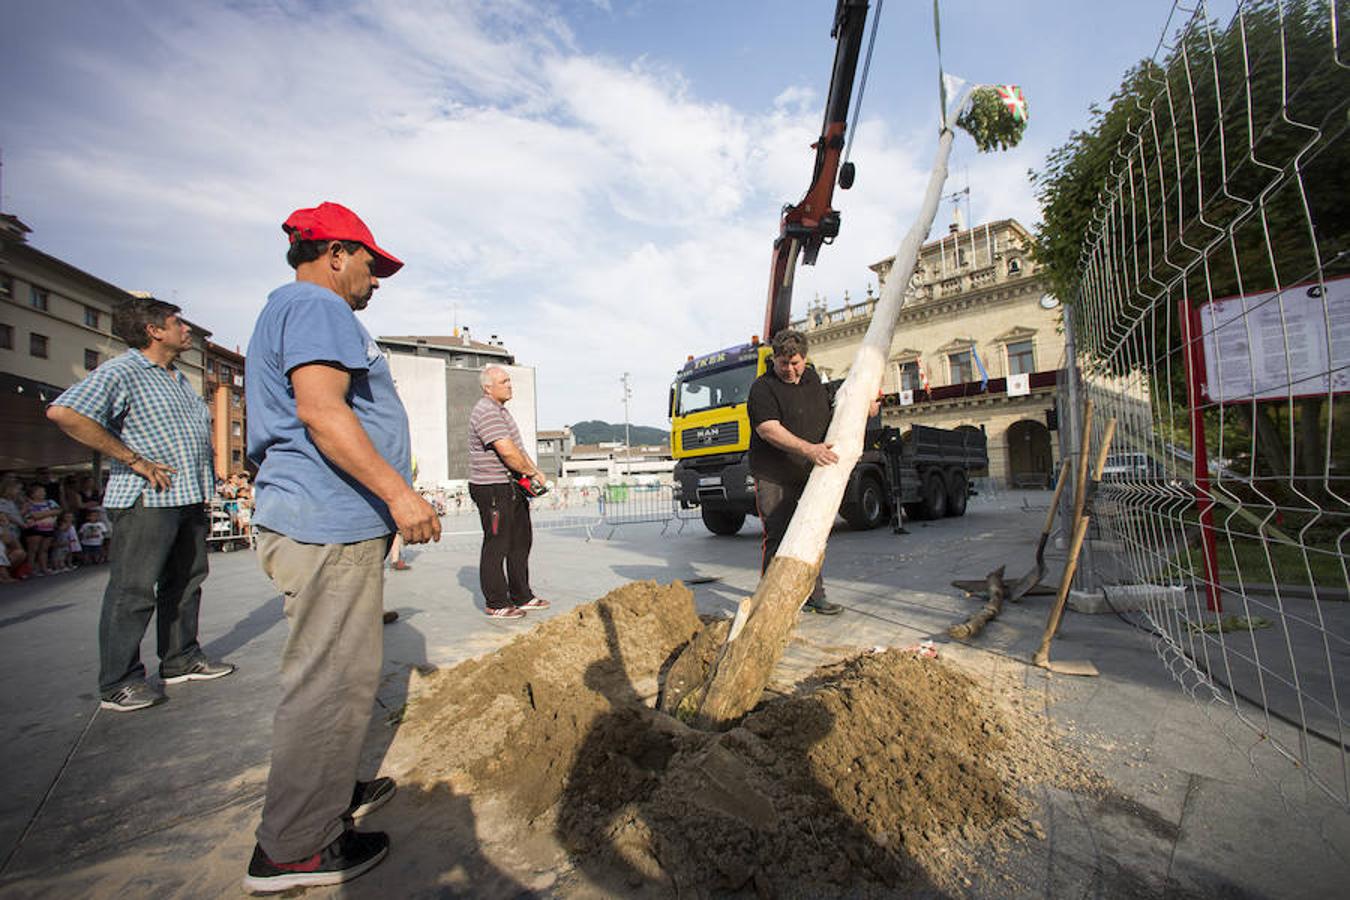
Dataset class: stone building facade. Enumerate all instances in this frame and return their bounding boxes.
[0,214,208,470]
[796,218,1064,488]
[203,340,248,478]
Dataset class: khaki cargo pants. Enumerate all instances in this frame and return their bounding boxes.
[254,529,388,861]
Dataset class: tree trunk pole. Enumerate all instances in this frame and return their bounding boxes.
[691,126,959,730]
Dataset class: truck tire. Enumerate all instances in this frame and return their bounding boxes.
[945,469,969,517]
[920,472,948,520]
[841,475,888,530]
[701,507,746,535]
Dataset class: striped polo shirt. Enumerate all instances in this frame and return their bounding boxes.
[51,349,214,508]
[468,395,521,485]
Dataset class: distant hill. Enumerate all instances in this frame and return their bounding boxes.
[569,420,669,445]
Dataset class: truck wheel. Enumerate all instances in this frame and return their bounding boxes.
[945,469,969,517]
[921,472,948,520]
[701,508,746,536]
[842,475,888,530]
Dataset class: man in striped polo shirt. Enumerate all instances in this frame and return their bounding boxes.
[48,297,235,713]
[468,366,550,619]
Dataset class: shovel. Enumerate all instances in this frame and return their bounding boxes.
[1007,458,1074,602]
[1031,407,1115,678]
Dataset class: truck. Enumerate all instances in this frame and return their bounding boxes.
[668,0,989,536]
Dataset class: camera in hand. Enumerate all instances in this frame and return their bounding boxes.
[514,473,550,498]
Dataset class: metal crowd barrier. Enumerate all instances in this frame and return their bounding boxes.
[207,498,254,551]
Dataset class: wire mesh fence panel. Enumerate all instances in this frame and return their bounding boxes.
[1063,0,1350,807]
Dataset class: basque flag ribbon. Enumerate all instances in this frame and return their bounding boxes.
[971,345,990,392]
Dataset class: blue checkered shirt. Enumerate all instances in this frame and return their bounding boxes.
[52,349,215,508]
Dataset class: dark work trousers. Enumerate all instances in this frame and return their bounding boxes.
[99,500,209,695]
[754,477,825,602]
[469,482,535,609]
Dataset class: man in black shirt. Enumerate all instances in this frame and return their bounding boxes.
[747,329,844,615]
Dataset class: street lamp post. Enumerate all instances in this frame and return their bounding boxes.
[621,372,632,478]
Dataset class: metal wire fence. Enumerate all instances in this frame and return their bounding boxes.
[431,482,698,543]
[1069,0,1349,806]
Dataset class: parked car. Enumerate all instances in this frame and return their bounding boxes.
[1101,452,1163,482]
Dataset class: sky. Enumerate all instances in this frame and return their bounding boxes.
[0,0,1176,430]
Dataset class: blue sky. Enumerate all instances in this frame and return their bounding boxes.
[0,0,1173,430]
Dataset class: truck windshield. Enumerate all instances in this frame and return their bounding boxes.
[676,362,756,416]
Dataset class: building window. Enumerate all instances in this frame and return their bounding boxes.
[207,359,215,374]
[897,361,922,392]
[84,349,100,370]
[84,306,100,328]
[231,392,242,408]
[0,323,12,350]
[30,286,49,311]
[948,350,974,384]
[1007,340,1035,376]
[0,274,13,300]
[30,333,49,358]
[231,449,242,464]
[231,421,242,437]
[1007,258,1022,276]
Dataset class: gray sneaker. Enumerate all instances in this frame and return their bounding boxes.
[100,681,167,712]
[803,597,843,616]
[161,658,236,684]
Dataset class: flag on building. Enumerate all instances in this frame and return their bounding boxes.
[918,358,932,393]
[971,344,990,392]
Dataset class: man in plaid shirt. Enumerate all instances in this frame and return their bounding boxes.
[48,297,235,713]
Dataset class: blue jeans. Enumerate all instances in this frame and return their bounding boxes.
[99,501,209,696]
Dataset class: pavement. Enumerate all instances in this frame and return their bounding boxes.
[0,490,1346,898]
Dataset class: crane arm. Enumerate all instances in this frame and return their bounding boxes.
[763,0,870,341]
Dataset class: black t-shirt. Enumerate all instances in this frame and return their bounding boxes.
[747,367,831,485]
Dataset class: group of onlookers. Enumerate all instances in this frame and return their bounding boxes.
[0,468,111,582]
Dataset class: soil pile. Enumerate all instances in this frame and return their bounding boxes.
[393,581,1094,896]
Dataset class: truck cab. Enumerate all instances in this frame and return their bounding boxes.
[669,342,771,534]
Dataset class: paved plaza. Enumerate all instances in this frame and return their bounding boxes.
[0,491,1346,897]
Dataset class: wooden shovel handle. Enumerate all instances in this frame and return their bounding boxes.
[1042,459,1073,534]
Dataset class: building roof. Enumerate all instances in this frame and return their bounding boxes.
[379,334,512,357]
[204,340,245,365]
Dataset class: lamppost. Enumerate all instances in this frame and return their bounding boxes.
[621,372,632,478]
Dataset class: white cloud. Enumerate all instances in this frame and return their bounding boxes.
[2,0,958,429]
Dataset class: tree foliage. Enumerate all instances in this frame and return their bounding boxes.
[955,86,1028,152]
[1030,0,1350,495]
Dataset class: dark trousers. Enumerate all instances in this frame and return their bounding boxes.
[469,482,534,609]
[754,478,825,602]
[99,501,209,695]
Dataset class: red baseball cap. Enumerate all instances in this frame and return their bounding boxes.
[282,202,404,278]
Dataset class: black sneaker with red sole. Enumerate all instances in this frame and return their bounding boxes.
[242,828,388,893]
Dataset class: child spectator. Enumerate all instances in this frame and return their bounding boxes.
[79,508,110,565]
[0,480,24,534]
[0,513,27,580]
[50,512,80,572]
[22,484,61,576]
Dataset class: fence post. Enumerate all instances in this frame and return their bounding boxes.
[1179,298,1222,613]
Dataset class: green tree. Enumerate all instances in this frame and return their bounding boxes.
[1031,0,1350,502]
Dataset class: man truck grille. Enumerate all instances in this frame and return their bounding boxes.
[681,421,739,449]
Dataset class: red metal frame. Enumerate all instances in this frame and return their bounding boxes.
[1180,298,1223,613]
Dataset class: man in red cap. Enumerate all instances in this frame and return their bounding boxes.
[242,202,440,891]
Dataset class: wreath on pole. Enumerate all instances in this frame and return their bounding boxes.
[956,84,1029,152]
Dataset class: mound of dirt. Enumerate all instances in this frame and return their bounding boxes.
[391,580,1097,896]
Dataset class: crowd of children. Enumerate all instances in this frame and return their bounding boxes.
[0,469,111,582]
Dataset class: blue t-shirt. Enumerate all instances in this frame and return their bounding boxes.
[245,281,412,543]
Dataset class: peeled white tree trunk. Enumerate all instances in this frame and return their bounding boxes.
[689,125,960,729]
